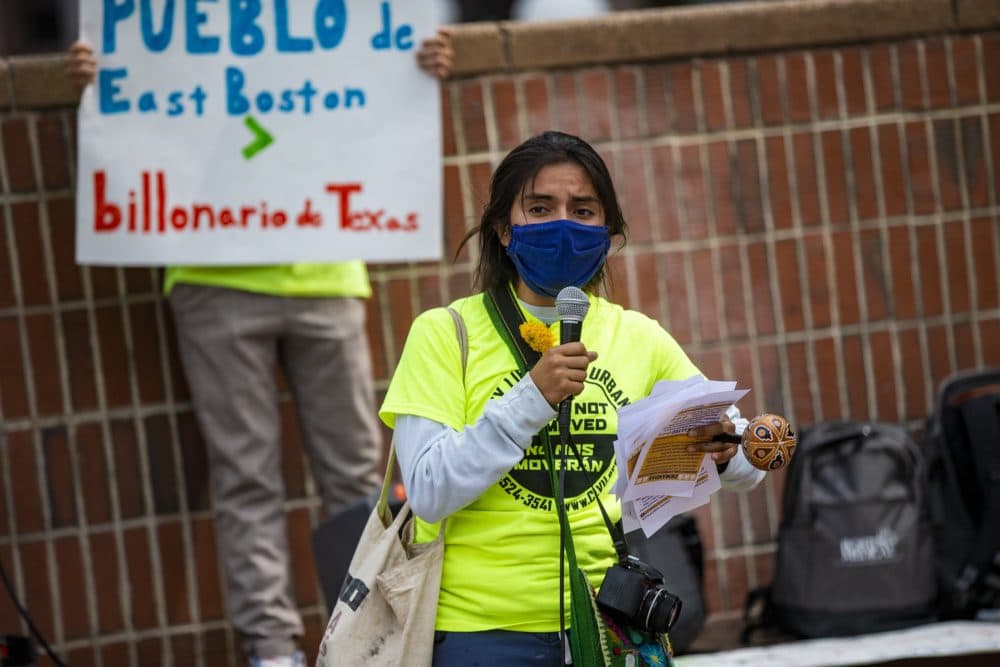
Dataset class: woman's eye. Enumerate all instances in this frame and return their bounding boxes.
[527,205,548,216]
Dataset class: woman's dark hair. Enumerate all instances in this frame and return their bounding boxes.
[456,131,628,294]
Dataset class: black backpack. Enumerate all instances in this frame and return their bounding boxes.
[745,420,937,640]
[923,368,1000,619]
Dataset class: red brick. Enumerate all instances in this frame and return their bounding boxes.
[363,290,387,383]
[35,115,70,189]
[441,86,456,157]
[522,75,552,137]
[0,317,29,418]
[933,119,963,211]
[280,400,306,500]
[961,117,989,208]
[701,61,727,131]
[633,252,662,324]
[88,265,118,300]
[111,419,147,519]
[468,161,493,223]
[765,136,794,230]
[719,488,743,550]
[703,556,723,613]
[417,274,443,313]
[459,80,489,153]
[2,118,36,193]
[990,113,1000,196]
[821,130,849,224]
[617,146,652,243]
[288,507,320,607]
[785,53,811,123]
[190,517,225,621]
[878,124,907,218]
[905,120,936,215]
[660,251,692,344]
[0,547,17,628]
[642,65,670,136]
[814,337,841,420]
[951,37,981,106]
[954,321,976,370]
[490,79,520,151]
[46,197,83,302]
[924,39,951,108]
[841,48,867,116]
[983,319,1000,367]
[445,267,472,303]
[677,144,708,240]
[123,527,159,630]
[54,536,90,640]
[813,51,839,119]
[841,334,870,418]
[897,41,924,110]
[177,412,210,512]
[580,68,612,141]
[983,34,1000,102]
[552,72,583,139]
[916,225,944,318]
[11,201,51,307]
[926,324,952,389]
[649,145,681,241]
[25,313,63,416]
[804,233,832,329]
[718,243,747,339]
[786,342,814,426]
[729,343,754,407]
[94,305,132,409]
[850,128,879,221]
[136,637,163,665]
[971,217,1000,310]
[707,141,736,236]
[831,230,860,326]
[792,133,821,227]
[755,55,784,126]
[667,63,697,133]
[604,253,628,305]
[8,431,43,534]
[868,45,897,111]
[145,414,181,515]
[42,427,77,528]
[745,482,772,545]
[75,423,111,525]
[775,239,804,332]
[888,225,918,320]
[19,541,54,639]
[735,139,764,233]
[696,349,724,381]
[129,302,167,404]
[615,67,642,140]
[746,241,776,336]
[870,330,898,421]
[754,551,776,590]
[692,248,720,343]
[0,208,13,309]
[898,328,928,419]
[99,643,130,667]
[729,59,753,128]
[943,221,971,315]
[63,647,97,667]
[158,521,192,625]
[171,633,199,666]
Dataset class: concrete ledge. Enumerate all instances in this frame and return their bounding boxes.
[955,0,1000,30]
[500,0,954,72]
[8,55,80,110]
[2,0,999,108]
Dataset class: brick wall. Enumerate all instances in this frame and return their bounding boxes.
[2,0,999,664]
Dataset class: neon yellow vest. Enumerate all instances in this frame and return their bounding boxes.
[380,292,701,632]
[162,262,371,298]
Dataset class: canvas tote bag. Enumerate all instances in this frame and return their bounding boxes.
[316,308,465,666]
[315,446,444,666]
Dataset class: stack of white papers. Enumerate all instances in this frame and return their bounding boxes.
[613,376,749,537]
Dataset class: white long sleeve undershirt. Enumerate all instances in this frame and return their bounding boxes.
[394,375,765,523]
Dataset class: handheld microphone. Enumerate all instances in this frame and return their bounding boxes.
[555,286,590,435]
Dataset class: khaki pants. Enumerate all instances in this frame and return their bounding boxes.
[170,284,381,658]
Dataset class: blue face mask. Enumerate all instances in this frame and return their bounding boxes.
[505,219,611,298]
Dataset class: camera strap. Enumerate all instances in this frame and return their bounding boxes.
[484,284,630,560]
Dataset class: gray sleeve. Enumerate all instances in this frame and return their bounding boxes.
[719,404,766,491]
[393,374,556,523]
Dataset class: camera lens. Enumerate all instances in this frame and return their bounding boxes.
[640,586,683,634]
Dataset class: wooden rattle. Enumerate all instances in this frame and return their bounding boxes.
[715,414,797,471]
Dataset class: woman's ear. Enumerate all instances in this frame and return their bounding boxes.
[497,224,511,247]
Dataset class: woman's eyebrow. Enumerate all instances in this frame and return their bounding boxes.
[523,192,600,204]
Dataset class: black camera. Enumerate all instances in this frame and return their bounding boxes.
[596,555,682,634]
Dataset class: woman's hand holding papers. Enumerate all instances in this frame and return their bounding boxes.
[686,414,738,467]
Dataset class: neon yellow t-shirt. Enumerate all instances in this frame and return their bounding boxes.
[162,262,371,298]
[380,291,701,632]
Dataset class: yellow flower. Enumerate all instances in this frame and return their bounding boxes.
[519,321,556,354]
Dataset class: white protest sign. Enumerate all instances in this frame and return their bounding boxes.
[76,0,442,265]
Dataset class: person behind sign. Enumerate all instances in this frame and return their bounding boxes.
[380,130,765,665]
[66,31,454,667]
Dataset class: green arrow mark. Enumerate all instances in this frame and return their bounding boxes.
[241,115,274,160]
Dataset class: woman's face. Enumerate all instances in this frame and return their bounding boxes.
[501,161,605,244]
